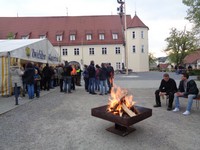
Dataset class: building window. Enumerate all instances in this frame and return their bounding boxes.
[56,35,62,41]
[63,49,68,56]
[74,48,79,55]
[116,62,121,70]
[102,47,107,55]
[115,47,120,54]
[132,45,136,53]
[112,33,118,40]
[99,34,105,40]
[21,35,29,39]
[141,31,144,39]
[70,35,76,41]
[141,45,144,53]
[132,31,135,39]
[39,35,46,39]
[89,48,95,55]
[86,34,92,40]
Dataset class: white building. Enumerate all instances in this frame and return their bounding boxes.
[0,14,149,72]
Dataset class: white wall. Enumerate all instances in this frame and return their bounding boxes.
[126,27,149,72]
[59,44,124,70]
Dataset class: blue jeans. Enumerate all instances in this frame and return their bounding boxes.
[95,78,100,91]
[64,76,72,93]
[100,80,108,95]
[27,84,34,99]
[174,94,196,111]
[88,77,95,93]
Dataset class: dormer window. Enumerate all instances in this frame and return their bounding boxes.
[39,35,46,39]
[99,34,105,40]
[56,35,62,41]
[56,31,64,41]
[21,35,29,39]
[69,30,77,41]
[112,33,118,40]
[21,32,31,39]
[86,34,92,40]
[70,35,76,41]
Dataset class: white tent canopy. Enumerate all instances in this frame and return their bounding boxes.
[0,39,59,96]
[0,39,59,64]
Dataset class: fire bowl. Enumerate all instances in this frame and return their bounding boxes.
[91,105,152,136]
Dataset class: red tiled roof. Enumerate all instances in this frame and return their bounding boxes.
[128,14,149,29]
[184,50,200,64]
[0,15,148,46]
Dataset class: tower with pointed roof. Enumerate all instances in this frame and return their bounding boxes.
[126,13,149,72]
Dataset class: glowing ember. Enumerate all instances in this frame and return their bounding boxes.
[107,85,138,117]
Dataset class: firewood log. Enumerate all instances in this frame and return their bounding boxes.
[122,103,136,117]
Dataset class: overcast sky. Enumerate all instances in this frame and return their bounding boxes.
[0,0,192,57]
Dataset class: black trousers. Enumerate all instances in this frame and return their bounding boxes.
[43,77,50,90]
[59,79,63,92]
[155,90,175,108]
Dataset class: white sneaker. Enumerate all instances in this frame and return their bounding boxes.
[173,108,180,112]
[183,110,190,115]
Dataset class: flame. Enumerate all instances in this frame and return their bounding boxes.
[107,85,136,115]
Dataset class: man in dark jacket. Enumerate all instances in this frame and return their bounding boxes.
[24,62,35,99]
[99,63,108,95]
[154,73,177,110]
[42,63,51,91]
[62,61,73,93]
[87,60,96,94]
[173,73,199,115]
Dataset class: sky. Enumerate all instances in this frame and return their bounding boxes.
[0,0,193,57]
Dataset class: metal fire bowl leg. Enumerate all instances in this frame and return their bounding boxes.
[106,123,136,137]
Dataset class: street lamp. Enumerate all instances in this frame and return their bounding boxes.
[117,0,128,74]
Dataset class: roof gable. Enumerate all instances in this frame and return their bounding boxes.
[128,14,149,29]
[184,49,200,64]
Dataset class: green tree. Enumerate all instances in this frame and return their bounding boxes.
[149,52,156,66]
[165,28,197,65]
[183,0,200,42]
[7,32,15,39]
[183,0,200,28]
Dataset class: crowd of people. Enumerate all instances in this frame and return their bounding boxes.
[10,60,199,116]
[154,73,199,115]
[82,60,114,95]
[10,60,114,101]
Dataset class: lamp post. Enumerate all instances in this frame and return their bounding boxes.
[57,37,62,63]
[59,45,61,63]
[117,0,128,74]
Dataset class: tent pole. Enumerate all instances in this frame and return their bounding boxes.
[7,52,11,96]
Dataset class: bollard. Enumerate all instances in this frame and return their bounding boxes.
[14,83,19,105]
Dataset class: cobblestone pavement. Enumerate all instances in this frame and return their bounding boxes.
[0,72,200,150]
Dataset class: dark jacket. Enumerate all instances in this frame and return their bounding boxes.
[62,65,73,77]
[88,64,96,78]
[99,67,107,81]
[24,68,35,84]
[42,66,51,78]
[178,80,199,96]
[107,66,114,77]
[159,78,177,94]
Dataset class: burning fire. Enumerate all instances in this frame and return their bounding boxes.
[107,85,138,117]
